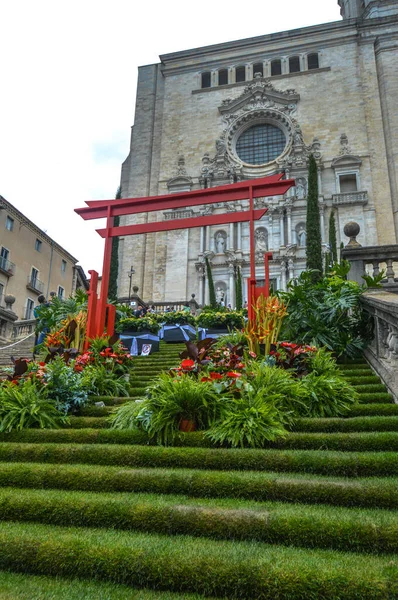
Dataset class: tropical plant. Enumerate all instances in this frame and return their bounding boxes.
[306,347,340,377]
[214,329,248,348]
[0,379,68,432]
[300,372,358,418]
[81,364,130,398]
[279,270,371,357]
[205,390,288,448]
[245,295,288,356]
[205,256,217,309]
[362,270,386,289]
[247,362,307,423]
[108,399,142,430]
[127,373,224,444]
[306,154,323,282]
[35,290,88,334]
[43,356,88,414]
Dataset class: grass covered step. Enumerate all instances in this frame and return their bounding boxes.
[347,376,383,385]
[356,385,388,394]
[1,487,398,555]
[1,462,398,508]
[0,571,206,600]
[349,404,398,417]
[2,443,398,477]
[293,416,398,433]
[3,428,398,452]
[356,393,394,403]
[0,521,397,600]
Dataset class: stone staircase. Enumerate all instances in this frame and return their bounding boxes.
[0,344,397,598]
[0,333,35,369]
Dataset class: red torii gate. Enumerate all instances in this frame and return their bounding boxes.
[75,174,295,345]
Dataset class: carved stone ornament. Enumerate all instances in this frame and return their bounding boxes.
[339,133,352,156]
[167,155,193,192]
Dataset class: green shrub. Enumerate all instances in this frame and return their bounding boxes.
[108,400,142,430]
[112,373,224,444]
[300,373,358,418]
[197,310,244,330]
[206,391,287,448]
[306,347,339,377]
[81,364,130,398]
[117,316,160,334]
[214,329,248,348]
[157,311,196,326]
[0,379,68,432]
[248,362,307,422]
[44,355,88,414]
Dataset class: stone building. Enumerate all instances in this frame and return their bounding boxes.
[118,0,398,306]
[0,196,85,343]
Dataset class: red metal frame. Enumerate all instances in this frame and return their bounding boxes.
[76,174,295,343]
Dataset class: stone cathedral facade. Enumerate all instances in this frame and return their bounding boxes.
[118,0,398,306]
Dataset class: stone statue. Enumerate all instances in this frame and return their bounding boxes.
[255,229,268,252]
[296,178,306,199]
[216,287,225,305]
[297,227,307,247]
[215,232,226,254]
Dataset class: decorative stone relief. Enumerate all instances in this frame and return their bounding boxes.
[167,156,193,192]
[339,133,352,156]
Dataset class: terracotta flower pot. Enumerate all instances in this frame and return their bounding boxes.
[179,419,196,432]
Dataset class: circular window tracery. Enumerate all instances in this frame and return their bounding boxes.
[236,124,286,166]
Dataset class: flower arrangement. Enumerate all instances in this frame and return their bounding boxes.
[196,310,244,330]
[157,311,196,326]
[117,316,160,335]
[245,295,288,356]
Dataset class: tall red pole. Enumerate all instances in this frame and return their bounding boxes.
[248,185,256,321]
[97,205,113,336]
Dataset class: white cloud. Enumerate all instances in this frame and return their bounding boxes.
[0,0,341,274]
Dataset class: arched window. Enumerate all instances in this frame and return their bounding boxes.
[201,72,211,89]
[253,63,263,78]
[308,53,319,70]
[218,69,228,86]
[289,56,301,73]
[271,59,282,76]
[235,66,246,83]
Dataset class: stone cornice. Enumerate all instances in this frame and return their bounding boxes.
[0,196,78,264]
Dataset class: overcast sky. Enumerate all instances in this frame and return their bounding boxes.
[0,0,341,275]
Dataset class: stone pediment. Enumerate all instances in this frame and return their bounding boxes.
[331,155,362,169]
[218,77,300,117]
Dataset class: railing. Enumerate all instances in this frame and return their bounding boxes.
[12,319,37,340]
[26,276,45,293]
[332,191,368,206]
[0,257,16,276]
[150,301,187,313]
[360,291,398,400]
[342,245,398,292]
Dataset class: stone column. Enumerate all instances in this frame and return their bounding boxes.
[237,222,242,250]
[279,209,285,247]
[320,201,325,243]
[268,210,274,250]
[200,227,205,253]
[229,223,234,250]
[280,260,287,291]
[286,203,292,245]
[288,258,294,282]
[229,264,235,308]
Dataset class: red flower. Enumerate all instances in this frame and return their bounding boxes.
[226,371,242,378]
[181,359,195,371]
[201,376,211,382]
[210,372,223,380]
[39,362,46,367]
[236,362,245,369]
[74,365,83,372]
[249,351,257,359]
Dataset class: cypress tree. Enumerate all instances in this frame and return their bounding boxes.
[108,186,121,301]
[329,209,338,264]
[305,154,323,281]
[235,266,243,310]
[205,256,217,308]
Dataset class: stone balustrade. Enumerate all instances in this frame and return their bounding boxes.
[342,244,398,292]
[360,291,398,399]
[332,191,368,206]
[12,319,37,340]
